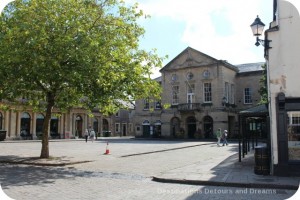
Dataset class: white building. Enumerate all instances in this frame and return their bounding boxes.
[263,0,300,176]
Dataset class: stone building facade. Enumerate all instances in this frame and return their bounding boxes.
[112,107,135,137]
[0,105,133,139]
[133,47,264,139]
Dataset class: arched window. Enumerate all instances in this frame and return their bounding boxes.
[142,120,150,125]
[50,116,59,134]
[93,118,99,133]
[21,112,31,135]
[75,115,83,137]
[36,114,45,136]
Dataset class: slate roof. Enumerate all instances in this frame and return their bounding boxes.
[236,62,265,73]
[239,104,268,115]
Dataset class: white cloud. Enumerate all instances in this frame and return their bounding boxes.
[133,0,269,64]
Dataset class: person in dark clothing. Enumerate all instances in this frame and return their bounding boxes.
[222,130,228,146]
[84,129,89,142]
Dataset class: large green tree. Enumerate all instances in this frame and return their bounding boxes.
[0,0,162,158]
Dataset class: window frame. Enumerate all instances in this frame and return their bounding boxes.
[244,87,253,104]
[143,98,150,110]
[115,123,120,133]
[225,82,229,103]
[172,85,179,105]
[231,84,235,104]
[154,100,162,110]
[203,82,212,103]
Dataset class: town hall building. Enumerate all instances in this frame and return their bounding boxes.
[133,47,264,139]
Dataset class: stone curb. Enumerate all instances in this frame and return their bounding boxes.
[152,177,299,191]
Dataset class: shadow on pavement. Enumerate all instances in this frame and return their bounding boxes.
[0,162,94,189]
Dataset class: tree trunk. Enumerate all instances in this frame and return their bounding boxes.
[40,93,55,158]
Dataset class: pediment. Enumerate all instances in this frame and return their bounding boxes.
[160,47,219,72]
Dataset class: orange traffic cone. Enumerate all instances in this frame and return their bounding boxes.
[104,142,110,154]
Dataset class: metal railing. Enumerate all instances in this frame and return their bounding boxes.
[177,103,202,111]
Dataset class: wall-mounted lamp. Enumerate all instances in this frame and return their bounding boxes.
[250,15,271,48]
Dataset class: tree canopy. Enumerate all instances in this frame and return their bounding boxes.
[0,0,163,158]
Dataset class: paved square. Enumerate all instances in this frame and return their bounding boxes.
[0,138,298,200]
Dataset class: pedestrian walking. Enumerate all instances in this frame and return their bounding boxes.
[90,129,95,142]
[84,129,89,143]
[216,128,222,146]
[222,130,228,146]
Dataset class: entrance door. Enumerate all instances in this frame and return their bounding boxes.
[102,118,110,136]
[50,116,59,134]
[142,120,150,137]
[93,118,99,134]
[171,117,180,138]
[122,123,127,136]
[36,114,44,137]
[154,120,162,138]
[203,116,213,138]
[21,112,31,136]
[75,115,83,138]
[143,125,150,137]
[187,116,196,139]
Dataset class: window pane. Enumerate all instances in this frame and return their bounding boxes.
[225,82,229,103]
[287,111,300,161]
[115,123,120,132]
[231,84,235,104]
[204,83,212,102]
[144,98,149,109]
[155,101,161,109]
[244,88,252,104]
[172,86,179,105]
[187,84,195,93]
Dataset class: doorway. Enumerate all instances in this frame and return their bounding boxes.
[75,115,83,138]
[142,120,150,137]
[203,116,213,138]
[187,116,196,139]
[21,112,31,136]
[122,123,127,136]
[171,117,180,138]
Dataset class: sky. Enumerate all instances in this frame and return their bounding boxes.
[125,0,274,78]
[1,0,273,79]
